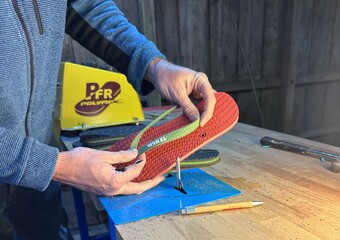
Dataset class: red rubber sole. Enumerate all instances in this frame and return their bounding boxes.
[108,92,239,182]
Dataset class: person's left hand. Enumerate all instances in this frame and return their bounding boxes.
[145,58,216,127]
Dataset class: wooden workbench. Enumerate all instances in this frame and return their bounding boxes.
[113,123,340,240]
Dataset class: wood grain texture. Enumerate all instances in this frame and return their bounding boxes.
[292,86,306,133]
[330,1,340,72]
[61,1,340,146]
[260,88,281,131]
[308,0,337,74]
[237,0,264,82]
[114,0,140,27]
[261,0,285,79]
[303,84,327,131]
[209,0,238,83]
[154,0,181,64]
[280,0,300,133]
[138,0,157,42]
[114,123,340,240]
[237,91,260,126]
[178,0,210,73]
[295,0,314,78]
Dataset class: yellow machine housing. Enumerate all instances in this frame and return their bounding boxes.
[56,62,144,130]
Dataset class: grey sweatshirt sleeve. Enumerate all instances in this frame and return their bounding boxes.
[65,0,166,95]
[0,127,59,191]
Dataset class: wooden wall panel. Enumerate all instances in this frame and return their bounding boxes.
[261,0,286,79]
[154,0,181,64]
[237,0,264,82]
[308,0,337,74]
[138,0,157,43]
[61,0,340,146]
[277,0,298,133]
[260,88,281,131]
[330,2,340,71]
[61,34,75,63]
[303,84,327,130]
[178,0,210,74]
[114,0,140,27]
[295,0,314,78]
[209,0,238,83]
[312,132,340,147]
[237,91,260,127]
[292,86,306,133]
[62,34,108,67]
[323,81,340,127]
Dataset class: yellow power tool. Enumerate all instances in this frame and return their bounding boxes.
[55,62,144,131]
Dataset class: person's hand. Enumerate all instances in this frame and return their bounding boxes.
[146,58,216,126]
[53,148,164,196]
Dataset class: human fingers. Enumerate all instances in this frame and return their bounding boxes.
[53,148,144,195]
[109,154,164,195]
[113,175,165,196]
[111,153,147,183]
[98,148,139,165]
[179,94,200,123]
[192,72,216,126]
[86,157,147,196]
[113,153,146,173]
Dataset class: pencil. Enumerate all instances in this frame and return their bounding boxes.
[181,201,264,215]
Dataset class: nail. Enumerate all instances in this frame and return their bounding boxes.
[135,159,143,164]
[189,112,199,122]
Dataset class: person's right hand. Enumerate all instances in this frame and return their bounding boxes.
[52,147,164,196]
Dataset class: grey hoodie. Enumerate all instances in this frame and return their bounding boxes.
[0,0,165,191]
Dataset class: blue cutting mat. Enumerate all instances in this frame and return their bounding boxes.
[99,168,241,224]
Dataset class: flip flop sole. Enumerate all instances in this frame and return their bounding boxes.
[79,124,146,147]
[180,149,220,168]
[108,92,239,182]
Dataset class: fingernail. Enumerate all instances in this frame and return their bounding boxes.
[200,119,206,127]
[189,113,199,122]
[135,159,143,164]
[128,148,138,154]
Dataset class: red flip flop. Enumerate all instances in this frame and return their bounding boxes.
[108,92,239,182]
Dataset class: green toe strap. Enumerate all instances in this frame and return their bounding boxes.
[130,106,200,155]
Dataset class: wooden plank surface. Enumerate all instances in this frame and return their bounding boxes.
[280,0,301,133]
[237,0,264,81]
[237,91,260,127]
[260,88,281,131]
[114,123,340,240]
[330,1,340,72]
[154,0,181,64]
[262,0,285,79]
[308,0,337,74]
[295,0,314,78]
[178,0,210,73]
[209,0,238,83]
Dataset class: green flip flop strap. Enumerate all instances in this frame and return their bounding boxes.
[130,106,200,155]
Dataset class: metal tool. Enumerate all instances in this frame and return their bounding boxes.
[260,136,340,173]
[175,157,187,194]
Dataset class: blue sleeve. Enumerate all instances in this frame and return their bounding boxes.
[0,127,59,191]
[66,0,166,95]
